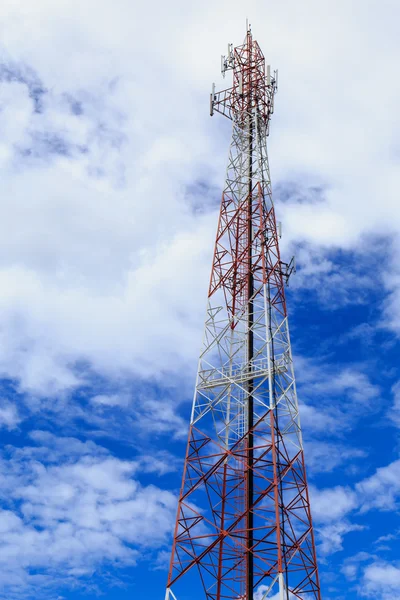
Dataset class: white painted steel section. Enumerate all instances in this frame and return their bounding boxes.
[279,573,285,600]
[264,283,274,410]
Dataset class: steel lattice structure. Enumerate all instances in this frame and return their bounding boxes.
[165,26,322,600]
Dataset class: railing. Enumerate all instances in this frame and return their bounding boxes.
[197,352,290,389]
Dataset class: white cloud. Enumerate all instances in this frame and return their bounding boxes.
[374,530,400,545]
[307,485,362,556]
[294,355,380,443]
[82,386,189,441]
[341,552,376,581]
[254,587,294,600]
[301,367,379,406]
[317,520,364,556]
[306,455,400,557]
[389,381,400,427]
[304,439,366,474]
[299,402,338,436]
[0,218,213,397]
[0,401,20,429]
[0,434,177,598]
[309,486,357,524]
[360,561,400,599]
[0,0,397,401]
[288,245,375,309]
[0,80,32,150]
[90,394,128,407]
[356,458,400,512]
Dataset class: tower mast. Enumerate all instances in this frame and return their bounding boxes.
[246,26,254,600]
[165,25,322,600]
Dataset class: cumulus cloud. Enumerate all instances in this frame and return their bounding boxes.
[0,6,217,399]
[318,521,364,556]
[308,452,400,556]
[389,381,400,427]
[77,383,189,442]
[0,401,20,429]
[304,439,366,474]
[356,458,400,512]
[0,0,397,402]
[284,241,386,311]
[299,364,380,407]
[341,552,377,582]
[342,553,400,599]
[360,561,400,599]
[309,486,358,524]
[294,354,380,446]
[0,434,176,598]
[307,454,400,558]
[308,485,361,556]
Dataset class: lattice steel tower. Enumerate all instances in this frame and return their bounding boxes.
[165,25,322,600]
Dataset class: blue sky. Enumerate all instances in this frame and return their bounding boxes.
[0,1,399,599]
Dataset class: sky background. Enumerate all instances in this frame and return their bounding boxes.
[0,1,399,599]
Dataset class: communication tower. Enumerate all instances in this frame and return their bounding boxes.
[165,25,322,600]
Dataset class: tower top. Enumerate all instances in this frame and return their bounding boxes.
[210,28,278,131]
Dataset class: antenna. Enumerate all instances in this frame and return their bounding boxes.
[210,83,215,116]
[221,44,235,76]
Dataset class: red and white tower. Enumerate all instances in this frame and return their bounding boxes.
[165,25,322,600]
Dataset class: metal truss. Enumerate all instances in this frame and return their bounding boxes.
[166,26,322,600]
